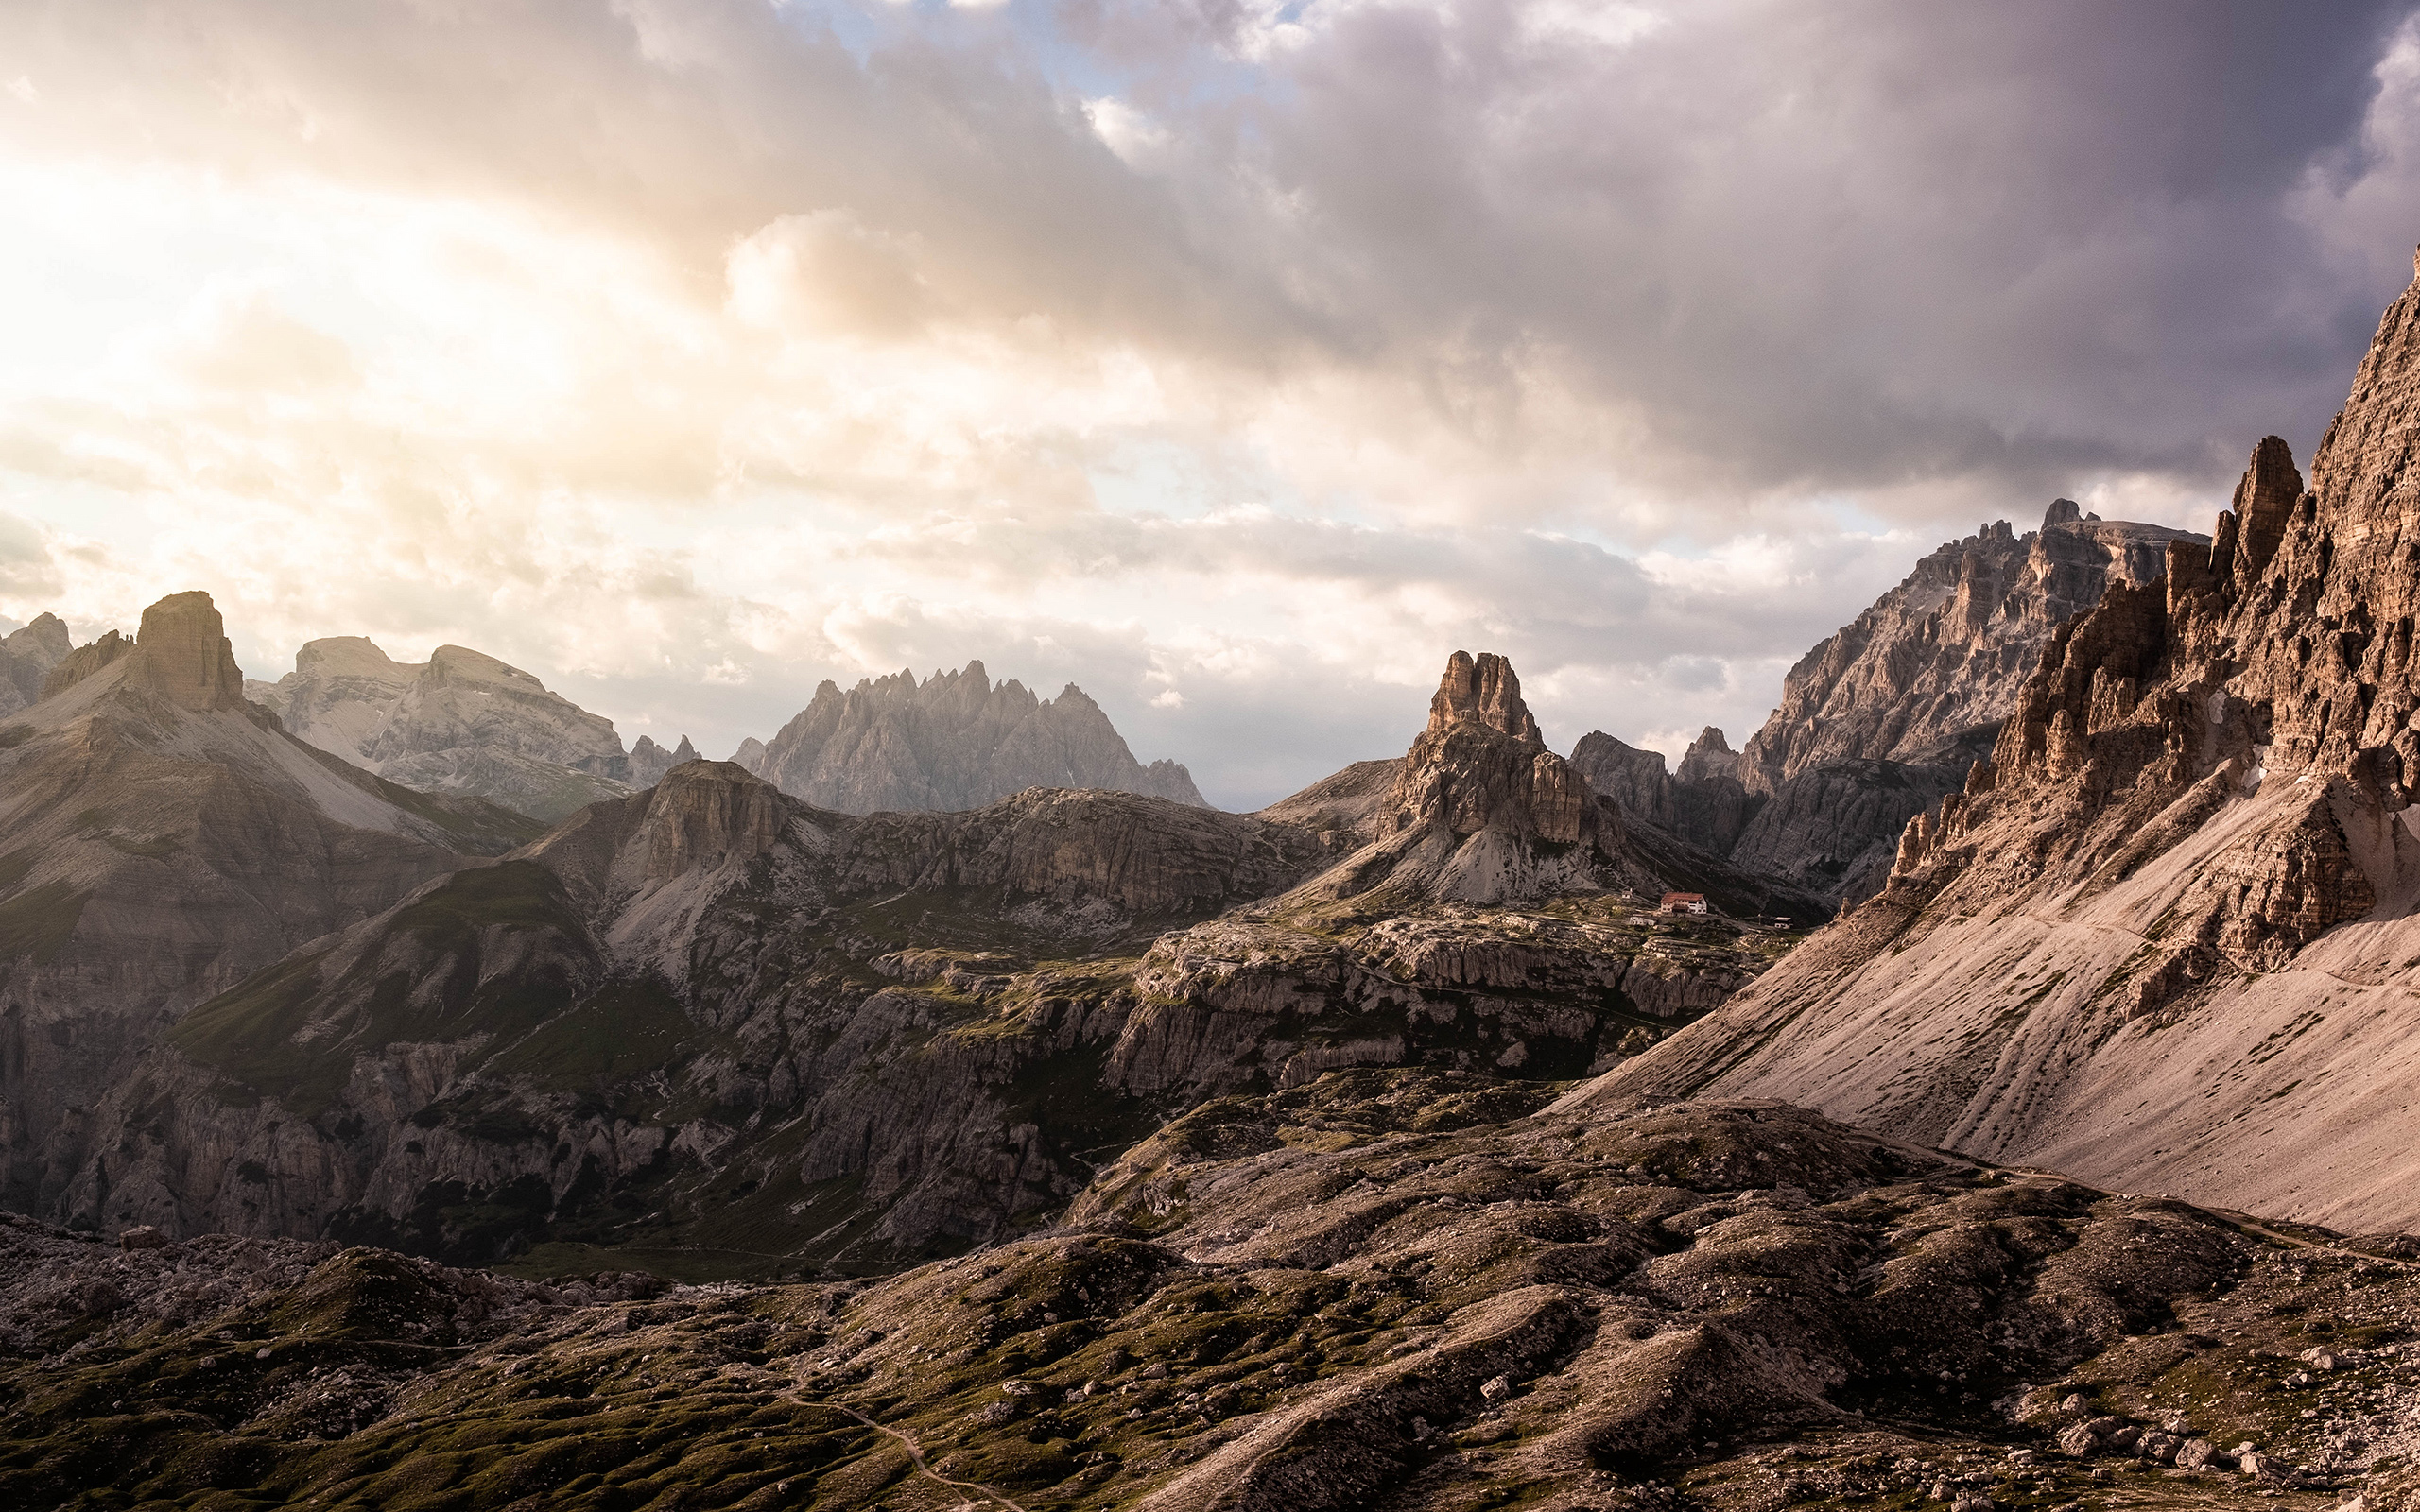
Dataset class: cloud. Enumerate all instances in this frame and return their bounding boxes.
[1,0,2418,804]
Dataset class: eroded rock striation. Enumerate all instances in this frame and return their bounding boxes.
[1590,248,2420,1233]
[745,661,1206,814]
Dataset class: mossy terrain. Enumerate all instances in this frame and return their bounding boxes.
[4,1082,2409,1512]
[0,878,88,963]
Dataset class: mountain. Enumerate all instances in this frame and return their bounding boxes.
[1741,502,2207,789]
[252,639,637,821]
[0,612,70,717]
[57,651,1814,1271]
[0,592,538,1216]
[3,1085,2392,1511]
[627,732,699,785]
[1583,249,2420,1233]
[1573,504,2206,908]
[745,661,1207,813]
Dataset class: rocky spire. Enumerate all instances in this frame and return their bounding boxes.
[2222,435,2303,588]
[2044,498,2083,526]
[1426,650,1543,744]
[1675,727,1740,785]
[123,592,246,713]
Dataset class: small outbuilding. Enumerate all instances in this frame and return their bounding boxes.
[1660,892,1708,916]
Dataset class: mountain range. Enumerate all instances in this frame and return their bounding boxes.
[1590,254,2420,1231]
[17,243,2420,1512]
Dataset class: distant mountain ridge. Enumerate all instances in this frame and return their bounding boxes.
[744,660,1207,813]
[1572,501,2207,907]
[250,639,690,822]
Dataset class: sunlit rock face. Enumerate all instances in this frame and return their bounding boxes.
[1585,249,2420,1237]
[254,639,637,822]
[744,660,1206,815]
[1573,507,2204,908]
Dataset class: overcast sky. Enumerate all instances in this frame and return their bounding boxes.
[6,0,2420,807]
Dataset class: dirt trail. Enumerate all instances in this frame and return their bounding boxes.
[786,1390,1032,1512]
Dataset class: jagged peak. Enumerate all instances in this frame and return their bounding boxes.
[1426,650,1543,745]
[124,592,247,713]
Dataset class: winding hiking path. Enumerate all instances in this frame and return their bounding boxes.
[786,1391,1032,1512]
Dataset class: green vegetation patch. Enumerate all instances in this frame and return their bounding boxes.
[485,976,696,1085]
[0,879,88,963]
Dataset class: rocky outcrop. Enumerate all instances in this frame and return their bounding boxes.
[626,733,698,786]
[256,639,636,821]
[1586,246,2420,1234]
[122,591,248,713]
[0,612,69,716]
[1576,509,2204,909]
[0,592,539,1221]
[746,661,1206,814]
[39,629,132,700]
[1740,505,2205,792]
[1724,757,1964,903]
[14,1085,2394,1512]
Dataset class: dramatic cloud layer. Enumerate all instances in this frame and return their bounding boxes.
[5,0,2420,804]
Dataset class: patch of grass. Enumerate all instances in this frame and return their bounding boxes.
[0,880,88,963]
[484,977,697,1085]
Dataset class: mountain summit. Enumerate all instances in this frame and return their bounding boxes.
[743,661,1205,813]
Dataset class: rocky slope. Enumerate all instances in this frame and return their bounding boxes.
[1586,248,2420,1235]
[1573,507,2204,909]
[746,660,1207,813]
[10,1086,2420,1512]
[252,639,639,821]
[0,593,538,1223]
[54,653,1814,1274]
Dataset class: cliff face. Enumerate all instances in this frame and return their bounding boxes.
[746,662,1207,814]
[1740,506,2205,793]
[1583,248,2420,1234]
[1573,511,2202,910]
[0,593,538,1218]
[256,640,636,821]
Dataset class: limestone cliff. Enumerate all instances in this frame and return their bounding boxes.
[256,639,636,821]
[746,661,1206,814]
[1740,505,2205,792]
[626,732,698,786]
[1582,245,2420,1234]
[1575,510,2202,909]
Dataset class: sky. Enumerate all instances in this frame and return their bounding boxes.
[6,0,2420,809]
